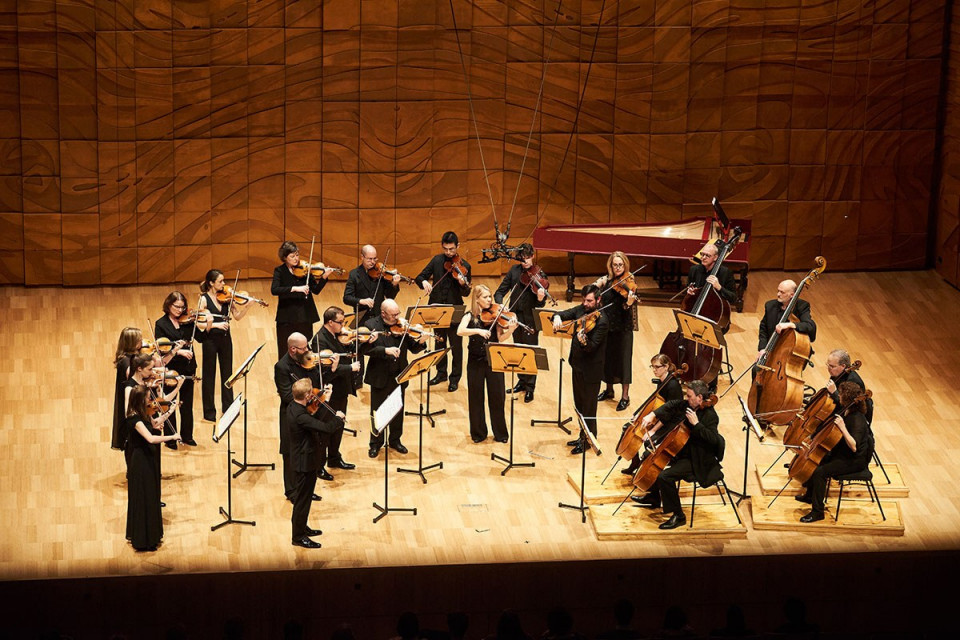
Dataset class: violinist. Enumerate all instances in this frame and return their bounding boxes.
[494,243,547,403]
[198,269,249,423]
[757,280,816,362]
[416,231,472,392]
[457,284,518,443]
[796,381,873,523]
[155,291,209,448]
[312,306,364,476]
[594,251,638,411]
[630,379,724,530]
[688,243,737,306]
[621,354,684,476]
[825,349,873,424]
[288,379,344,549]
[551,284,609,455]
[343,244,401,324]
[363,299,428,458]
[274,333,322,502]
[272,241,333,359]
[121,353,182,470]
[112,327,143,452]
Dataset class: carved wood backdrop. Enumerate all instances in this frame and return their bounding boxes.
[0,0,948,285]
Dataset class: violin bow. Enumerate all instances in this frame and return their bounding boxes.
[226,269,241,323]
[144,320,179,438]
[304,235,316,298]
[395,288,428,356]
[596,265,647,299]
[368,246,392,320]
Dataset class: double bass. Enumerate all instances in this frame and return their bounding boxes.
[748,257,826,425]
[658,229,742,385]
[680,227,743,332]
[781,360,861,448]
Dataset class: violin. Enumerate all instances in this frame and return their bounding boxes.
[367,261,414,284]
[305,386,338,417]
[479,303,534,334]
[556,309,603,345]
[147,396,173,414]
[299,351,320,370]
[444,254,470,287]
[782,360,862,448]
[520,264,556,306]
[291,261,345,279]
[610,273,639,302]
[150,368,201,385]
[788,390,872,484]
[177,309,227,325]
[337,327,383,345]
[216,285,269,307]
[139,337,182,356]
[615,363,688,461]
[315,349,356,367]
[389,321,435,340]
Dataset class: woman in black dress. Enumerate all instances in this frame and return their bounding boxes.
[112,327,143,451]
[271,241,334,358]
[155,291,209,448]
[622,353,684,475]
[121,354,182,465]
[197,269,249,422]
[457,284,517,443]
[594,251,637,411]
[124,385,181,551]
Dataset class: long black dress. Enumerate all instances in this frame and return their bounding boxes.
[124,416,163,551]
[111,355,133,450]
[599,288,635,386]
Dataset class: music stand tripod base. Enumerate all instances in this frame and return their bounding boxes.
[373,427,418,523]
[487,343,547,476]
[530,310,573,434]
[211,396,256,531]
[559,411,598,523]
[396,348,448,483]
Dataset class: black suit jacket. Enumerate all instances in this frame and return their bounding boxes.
[654,400,724,488]
[343,265,400,323]
[554,305,609,384]
[274,353,321,454]
[271,264,325,325]
[313,326,356,403]
[415,254,471,304]
[287,402,340,473]
[758,298,816,351]
[687,264,737,303]
[362,316,426,389]
[494,264,547,327]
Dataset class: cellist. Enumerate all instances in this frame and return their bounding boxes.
[630,379,724,530]
[621,354,684,476]
[825,349,873,425]
[756,280,817,363]
[796,381,873,523]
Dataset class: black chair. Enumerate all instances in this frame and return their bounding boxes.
[829,468,886,522]
[688,477,742,528]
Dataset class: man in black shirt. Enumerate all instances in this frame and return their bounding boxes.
[274,332,321,502]
[687,242,737,304]
[415,231,472,392]
[495,243,547,403]
[343,244,401,325]
[757,279,816,361]
[824,348,873,424]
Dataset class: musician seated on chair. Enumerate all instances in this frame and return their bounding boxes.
[796,381,873,523]
[631,379,724,530]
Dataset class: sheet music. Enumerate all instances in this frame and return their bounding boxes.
[373,386,403,436]
[213,392,243,442]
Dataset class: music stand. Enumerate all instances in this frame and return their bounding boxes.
[397,348,449,483]
[530,309,573,434]
[223,343,274,478]
[730,394,766,505]
[488,343,549,475]
[403,305,464,427]
[673,310,726,351]
[560,410,602,523]
[372,386,417,523]
[211,393,255,531]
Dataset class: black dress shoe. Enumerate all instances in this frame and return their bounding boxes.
[316,468,334,481]
[511,382,524,393]
[471,436,485,443]
[630,495,660,508]
[794,493,813,504]
[368,446,381,458]
[524,390,534,403]
[598,388,615,402]
[292,537,321,549]
[305,527,323,536]
[616,399,630,412]
[181,438,198,446]
[571,443,585,455]
[800,511,825,523]
[567,438,581,447]
[160,501,166,508]
[429,374,448,386]
[164,441,177,450]
[495,436,508,443]
[448,382,458,392]
[389,442,409,454]
[329,459,356,470]
[659,513,687,529]
[311,494,322,501]
[621,468,635,476]
[203,415,216,423]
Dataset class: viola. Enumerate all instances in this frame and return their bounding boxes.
[787,390,871,484]
[337,327,383,345]
[177,309,227,325]
[150,368,201,385]
[367,261,414,284]
[216,285,269,308]
[147,396,173,414]
[299,351,320,370]
[292,261,345,279]
[140,337,181,356]
[444,254,470,287]
[615,363,688,461]
[388,321,435,340]
[305,386,335,416]
[520,264,556,306]
[782,360,862,448]
[479,303,534,334]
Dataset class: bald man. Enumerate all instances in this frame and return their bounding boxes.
[274,332,322,502]
[362,298,428,457]
[343,244,401,324]
[757,279,816,361]
[687,243,737,305]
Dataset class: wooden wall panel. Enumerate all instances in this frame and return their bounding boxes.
[0,1,949,285]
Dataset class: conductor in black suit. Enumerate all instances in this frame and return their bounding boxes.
[552,284,609,455]
[274,332,320,502]
[757,279,816,361]
[271,241,335,359]
[288,379,343,549]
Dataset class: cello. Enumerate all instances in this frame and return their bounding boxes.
[788,390,871,484]
[679,227,743,332]
[782,360,861,448]
[748,257,826,426]
[615,363,689,463]
[658,230,742,385]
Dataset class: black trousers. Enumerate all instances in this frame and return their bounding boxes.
[316,393,347,468]
[804,457,866,514]
[571,369,600,440]
[512,328,539,391]
[645,458,695,516]
[466,358,508,441]
[279,405,294,499]
[201,332,234,420]
[433,327,463,383]
[165,380,195,442]
[277,322,313,360]
[291,469,318,540]
[369,383,406,448]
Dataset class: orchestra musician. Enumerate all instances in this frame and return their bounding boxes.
[757,280,816,363]
[416,231,472,392]
[312,306,363,476]
[825,349,873,424]
[494,243,547,403]
[288,379,344,549]
[594,251,637,411]
[155,291,210,448]
[274,333,322,503]
[272,241,334,359]
[630,379,724,530]
[552,284,609,455]
[457,284,518,443]
[344,244,401,324]
[688,243,737,308]
[363,299,428,458]
[113,327,143,452]
[198,269,249,423]
[622,354,684,476]
[123,353,182,473]
[796,381,873,523]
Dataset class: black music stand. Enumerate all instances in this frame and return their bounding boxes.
[560,411,602,523]
[223,343,274,478]
[397,348,449,483]
[403,305,464,427]
[530,309,573,434]
[211,393,255,531]
[731,394,767,505]
[372,386,417,523]
[488,343,548,475]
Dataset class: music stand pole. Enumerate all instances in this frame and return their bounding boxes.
[491,368,536,476]
[212,396,255,531]
[404,305,459,427]
[397,369,444,483]
[531,356,572,434]
[559,434,589,523]
[232,373,275,477]
[531,310,572,434]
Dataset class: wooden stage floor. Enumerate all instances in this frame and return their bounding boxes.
[1,269,958,582]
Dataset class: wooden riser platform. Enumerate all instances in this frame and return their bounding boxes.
[750,495,905,536]
[754,460,909,498]
[588,497,747,540]
[567,469,707,505]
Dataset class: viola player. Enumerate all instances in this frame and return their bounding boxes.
[494,243,547,403]
[272,241,334,359]
[197,269,249,423]
[593,251,637,412]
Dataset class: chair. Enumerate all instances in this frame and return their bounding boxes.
[829,468,886,522]
[688,477,742,528]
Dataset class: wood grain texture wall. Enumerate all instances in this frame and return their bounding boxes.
[0,0,948,286]
[936,0,959,286]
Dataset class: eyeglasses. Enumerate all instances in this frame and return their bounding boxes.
[649,364,665,369]
[171,304,186,310]
[332,319,344,325]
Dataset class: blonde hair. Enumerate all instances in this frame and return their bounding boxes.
[606,251,630,280]
[292,378,313,401]
[469,284,493,319]
[114,327,143,365]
